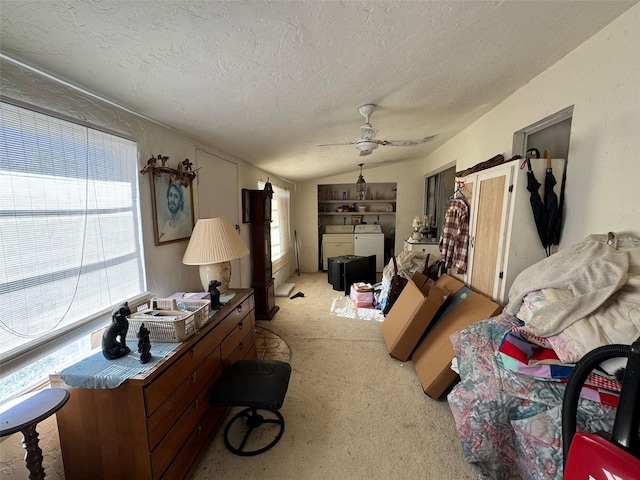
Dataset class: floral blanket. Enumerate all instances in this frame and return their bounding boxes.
[447,313,616,480]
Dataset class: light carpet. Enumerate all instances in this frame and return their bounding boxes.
[193,273,478,480]
[0,274,478,479]
[329,294,385,322]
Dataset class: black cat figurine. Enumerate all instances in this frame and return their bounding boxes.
[102,302,131,360]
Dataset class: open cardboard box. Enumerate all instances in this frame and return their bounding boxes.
[411,284,502,399]
[380,272,458,361]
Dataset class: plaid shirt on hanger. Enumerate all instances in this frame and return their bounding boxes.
[439,198,469,274]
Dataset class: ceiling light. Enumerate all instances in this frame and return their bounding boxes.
[356,163,367,200]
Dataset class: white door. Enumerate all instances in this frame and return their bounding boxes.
[464,164,513,300]
[194,148,243,288]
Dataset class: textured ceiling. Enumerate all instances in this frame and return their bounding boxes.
[1,1,636,182]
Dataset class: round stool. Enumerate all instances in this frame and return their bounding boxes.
[210,359,291,456]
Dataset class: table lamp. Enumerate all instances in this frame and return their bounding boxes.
[182,217,250,302]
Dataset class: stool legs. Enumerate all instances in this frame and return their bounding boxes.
[21,424,45,480]
[224,407,285,456]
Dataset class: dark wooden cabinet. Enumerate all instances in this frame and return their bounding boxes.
[50,291,257,480]
[244,188,279,320]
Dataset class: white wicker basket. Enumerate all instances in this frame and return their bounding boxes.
[152,298,211,329]
[127,306,196,343]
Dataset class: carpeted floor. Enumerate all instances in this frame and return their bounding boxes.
[0,273,479,480]
[255,326,292,362]
[192,273,479,480]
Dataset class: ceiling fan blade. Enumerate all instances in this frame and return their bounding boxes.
[318,141,357,146]
[379,134,439,146]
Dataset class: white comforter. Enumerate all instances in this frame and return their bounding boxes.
[507,233,640,361]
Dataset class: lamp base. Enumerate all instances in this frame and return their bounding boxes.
[199,262,232,294]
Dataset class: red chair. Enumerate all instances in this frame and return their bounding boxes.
[562,338,640,479]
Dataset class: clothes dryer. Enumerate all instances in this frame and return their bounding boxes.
[354,224,385,272]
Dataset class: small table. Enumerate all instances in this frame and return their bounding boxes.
[404,239,441,255]
[0,388,70,480]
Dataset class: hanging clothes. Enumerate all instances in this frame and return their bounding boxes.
[439,198,470,274]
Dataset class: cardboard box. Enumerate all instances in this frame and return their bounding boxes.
[411,288,502,399]
[380,272,455,361]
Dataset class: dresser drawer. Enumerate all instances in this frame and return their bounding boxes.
[226,328,257,366]
[160,404,227,480]
[220,311,254,360]
[144,324,227,415]
[151,371,221,479]
[147,349,222,449]
[214,294,255,340]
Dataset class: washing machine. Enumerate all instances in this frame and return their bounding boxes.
[354,224,385,272]
[322,225,354,270]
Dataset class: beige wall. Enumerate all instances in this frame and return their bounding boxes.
[420,2,640,246]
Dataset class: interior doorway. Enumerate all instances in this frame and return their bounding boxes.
[512,105,573,158]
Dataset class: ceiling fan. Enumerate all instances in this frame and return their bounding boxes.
[319,104,438,156]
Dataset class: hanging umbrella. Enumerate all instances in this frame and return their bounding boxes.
[544,150,561,256]
[524,155,549,253]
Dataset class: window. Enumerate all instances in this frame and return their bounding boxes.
[424,165,456,239]
[0,100,146,403]
[258,181,291,272]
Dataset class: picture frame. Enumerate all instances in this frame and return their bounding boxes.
[150,173,195,245]
[351,215,363,225]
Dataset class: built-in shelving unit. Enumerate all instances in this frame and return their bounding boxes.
[318,200,396,216]
[317,182,397,270]
[317,183,397,220]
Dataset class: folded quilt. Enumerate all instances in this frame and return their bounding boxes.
[498,326,621,407]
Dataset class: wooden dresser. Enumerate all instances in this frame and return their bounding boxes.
[50,289,257,480]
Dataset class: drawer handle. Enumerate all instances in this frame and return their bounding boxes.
[238,342,244,350]
[196,426,202,437]
[236,305,242,313]
[190,347,196,358]
[191,372,197,383]
[194,399,199,410]
[238,321,243,330]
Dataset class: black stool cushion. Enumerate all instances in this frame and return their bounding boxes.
[210,359,291,411]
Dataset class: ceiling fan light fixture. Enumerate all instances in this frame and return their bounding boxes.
[360,124,378,139]
[356,163,367,199]
[355,139,378,152]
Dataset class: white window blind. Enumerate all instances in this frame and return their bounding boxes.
[258,181,292,272]
[0,100,146,400]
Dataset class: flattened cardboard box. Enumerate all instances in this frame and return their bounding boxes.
[380,273,462,361]
[412,289,502,399]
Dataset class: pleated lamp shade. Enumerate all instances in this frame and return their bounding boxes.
[182,217,250,294]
